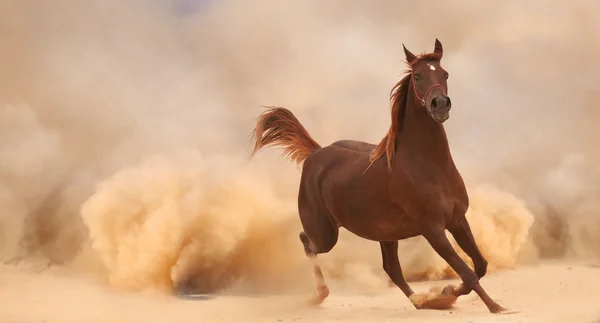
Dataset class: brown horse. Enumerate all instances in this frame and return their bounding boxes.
[251,39,510,314]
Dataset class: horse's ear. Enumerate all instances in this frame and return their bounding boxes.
[403,44,417,64]
[434,38,443,57]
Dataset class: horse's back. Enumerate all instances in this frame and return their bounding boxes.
[302,140,374,178]
[330,139,376,152]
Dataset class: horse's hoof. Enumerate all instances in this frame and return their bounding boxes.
[308,286,330,306]
[409,290,457,310]
[441,284,458,296]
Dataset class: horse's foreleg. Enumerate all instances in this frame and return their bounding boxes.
[299,232,330,305]
[422,228,512,314]
[380,241,416,303]
[381,240,460,310]
[448,217,488,279]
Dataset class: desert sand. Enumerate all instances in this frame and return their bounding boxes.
[1,261,599,323]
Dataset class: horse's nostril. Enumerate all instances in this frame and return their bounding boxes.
[446,97,452,108]
[431,98,438,109]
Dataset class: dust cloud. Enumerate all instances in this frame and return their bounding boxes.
[80,151,305,294]
[0,0,599,295]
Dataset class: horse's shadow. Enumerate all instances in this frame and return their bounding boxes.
[175,291,277,301]
[175,293,217,301]
[173,279,287,301]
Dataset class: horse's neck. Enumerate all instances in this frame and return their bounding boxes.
[395,99,452,166]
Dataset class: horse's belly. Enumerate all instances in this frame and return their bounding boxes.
[333,203,420,241]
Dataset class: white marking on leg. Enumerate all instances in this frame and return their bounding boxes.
[310,256,326,286]
[308,255,330,304]
[427,63,436,71]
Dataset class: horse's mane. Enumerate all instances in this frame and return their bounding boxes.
[368,52,442,171]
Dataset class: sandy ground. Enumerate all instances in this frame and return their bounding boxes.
[1,261,599,323]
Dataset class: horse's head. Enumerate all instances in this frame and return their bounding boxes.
[403,39,451,123]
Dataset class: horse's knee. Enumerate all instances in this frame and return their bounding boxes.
[475,258,488,279]
[460,270,480,290]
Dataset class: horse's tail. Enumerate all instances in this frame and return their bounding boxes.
[251,106,321,165]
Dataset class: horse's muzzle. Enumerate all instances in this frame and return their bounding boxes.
[426,92,451,123]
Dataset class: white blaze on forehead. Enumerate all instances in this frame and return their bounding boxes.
[427,63,436,71]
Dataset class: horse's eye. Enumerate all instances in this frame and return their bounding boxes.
[414,74,421,81]
[444,72,449,80]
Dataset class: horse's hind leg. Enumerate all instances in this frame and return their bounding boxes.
[448,217,488,279]
[299,231,331,305]
[297,176,339,305]
[422,227,513,314]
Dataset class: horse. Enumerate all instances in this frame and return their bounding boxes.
[250,39,511,314]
